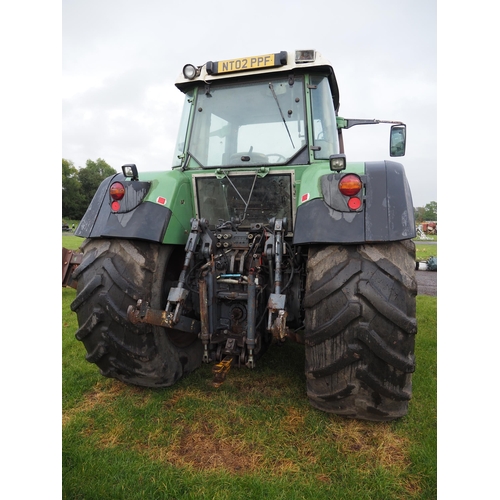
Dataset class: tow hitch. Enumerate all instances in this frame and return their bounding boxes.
[212,356,234,387]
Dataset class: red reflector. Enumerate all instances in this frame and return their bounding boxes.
[111,201,121,211]
[110,182,125,200]
[348,197,362,210]
[338,174,362,196]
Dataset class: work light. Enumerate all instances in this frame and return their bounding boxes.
[183,64,198,79]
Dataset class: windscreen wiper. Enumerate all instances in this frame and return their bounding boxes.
[269,82,295,149]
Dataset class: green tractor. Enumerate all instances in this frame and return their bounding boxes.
[71,50,416,421]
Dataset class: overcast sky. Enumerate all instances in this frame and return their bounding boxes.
[62,0,437,207]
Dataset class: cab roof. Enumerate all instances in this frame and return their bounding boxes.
[175,50,340,112]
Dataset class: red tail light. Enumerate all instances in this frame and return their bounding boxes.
[110,182,125,200]
[348,197,362,210]
[338,174,362,196]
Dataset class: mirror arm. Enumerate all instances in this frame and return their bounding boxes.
[340,118,405,129]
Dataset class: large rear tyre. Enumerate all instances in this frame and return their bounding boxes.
[303,241,417,421]
[70,239,203,387]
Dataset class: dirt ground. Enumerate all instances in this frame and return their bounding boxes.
[416,270,437,296]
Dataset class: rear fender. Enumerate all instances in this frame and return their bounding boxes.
[75,171,194,244]
[364,160,416,241]
[293,160,415,244]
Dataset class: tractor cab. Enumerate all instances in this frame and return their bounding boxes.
[173,50,342,170]
[172,50,405,174]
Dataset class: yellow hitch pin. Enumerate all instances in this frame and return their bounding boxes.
[212,356,233,388]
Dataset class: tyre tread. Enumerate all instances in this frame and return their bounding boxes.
[304,241,416,421]
[358,279,417,334]
[72,239,202,387]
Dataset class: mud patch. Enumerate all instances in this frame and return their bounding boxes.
[326,418,421,495]
[149,423,262,474]
[327,419,410,469]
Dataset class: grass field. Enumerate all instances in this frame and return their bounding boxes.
[62,283,437,499]
[414,243,437,263]
[62,234,84,251]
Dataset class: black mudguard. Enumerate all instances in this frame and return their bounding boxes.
[75,174,172,242]
[293,160,416,245]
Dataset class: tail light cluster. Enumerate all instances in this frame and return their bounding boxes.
[110,182,125,212]
[338,174,363,210]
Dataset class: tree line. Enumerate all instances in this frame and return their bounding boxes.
[62,158,117,219]
[414,201,437,223]
[63,157,437,224]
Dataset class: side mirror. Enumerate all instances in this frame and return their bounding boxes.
[390,124,406,157]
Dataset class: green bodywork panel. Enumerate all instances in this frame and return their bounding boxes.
[140,169,195,244]
[137,159,366,245]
